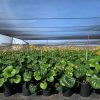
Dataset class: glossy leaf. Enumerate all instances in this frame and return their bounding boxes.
[40,81,47,90]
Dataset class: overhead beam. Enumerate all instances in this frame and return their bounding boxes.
[20,35,100,40]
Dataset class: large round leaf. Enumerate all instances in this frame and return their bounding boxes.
[89,75,100,89]
[23,71,32,82]
[3,66,15,78]
[13,75,21,84]
[34,71,41,81]
[60,75,76,88]
[3,66,19,78]
[74,66,87,78]
[3,66,13,73]
[86,69,95,77]
[47,76,54,82]
[40,81,47,90]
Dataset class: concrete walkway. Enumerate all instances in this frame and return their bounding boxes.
[0,93,100,100]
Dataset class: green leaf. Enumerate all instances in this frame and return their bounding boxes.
[11,69,16,77]
[47,76,54,82]
[60,78,65,86]
[95,65,100,72]
[55,83,63,92]
[13,75,21,84]
[15,67,20,74]
[61,59,66,66]
[35,75,41,81]
[50,70,56,76]
[40,81,47,90]
[60,75,76,88]
[74,66,87,78]
[67,61,74,67]
[65,67,73,77]
[23,71,32,82]
[0,78,5,87]
[86,69,95,77]
[3,66,19,78]
[3,66,13,72]
[89,75,100,89]
[65,70,73,77]
[88,58,96,64]
[34,71,41,81]
[3,66,14,78]
[29,84,36,94]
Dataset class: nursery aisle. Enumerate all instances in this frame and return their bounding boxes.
[0,93,100,100]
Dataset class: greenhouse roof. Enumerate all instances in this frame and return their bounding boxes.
[0,0,100,45]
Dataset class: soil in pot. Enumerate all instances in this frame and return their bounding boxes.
[80,83,91,97]
[22,83,31,96]
[4,84,12,97]
[43,88,52,96]
[63,87,73,97]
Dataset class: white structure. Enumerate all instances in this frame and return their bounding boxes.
[0,34,12,46]
[13,38,26,44]
[0,34,26,46]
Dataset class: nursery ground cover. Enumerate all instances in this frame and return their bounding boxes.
[0,93,100,100]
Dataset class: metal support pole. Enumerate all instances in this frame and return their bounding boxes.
[86,32,90,60]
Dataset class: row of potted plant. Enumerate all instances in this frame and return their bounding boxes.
[0,47,100,97]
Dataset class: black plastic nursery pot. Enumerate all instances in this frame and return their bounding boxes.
[35,85,42,96]
[52,88,59,94]
[4,83,12,97]
[62,87,73,97]
[36,89,42,96]
[80,83,91,97]
[13,84,22,93]
[22,83,31,96]
[42,88,52,96]
[73,86,80,94]
[95,89,100,95]
[51,84,59,94]
[0,86,3,93]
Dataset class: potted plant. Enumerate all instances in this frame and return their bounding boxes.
[88,56,100,94]
[40,81,52,96]
[33,70,42,95]
[60,75,76,97]
[33,67,53,96]
[55,83,63,93]
[74,64,92,97]
[29,83,36,94]
[87,56,100,94]
[1,66,21,96]
[22,70,32,96]
[33,55,57,96]
[10,75,21,93]
[59,61,76,97]
[42,69,57,96]
[88,75,100,94]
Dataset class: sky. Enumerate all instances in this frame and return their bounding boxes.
[0,0,100,45]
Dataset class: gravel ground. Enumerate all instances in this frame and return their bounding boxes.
[0,93,100,100]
